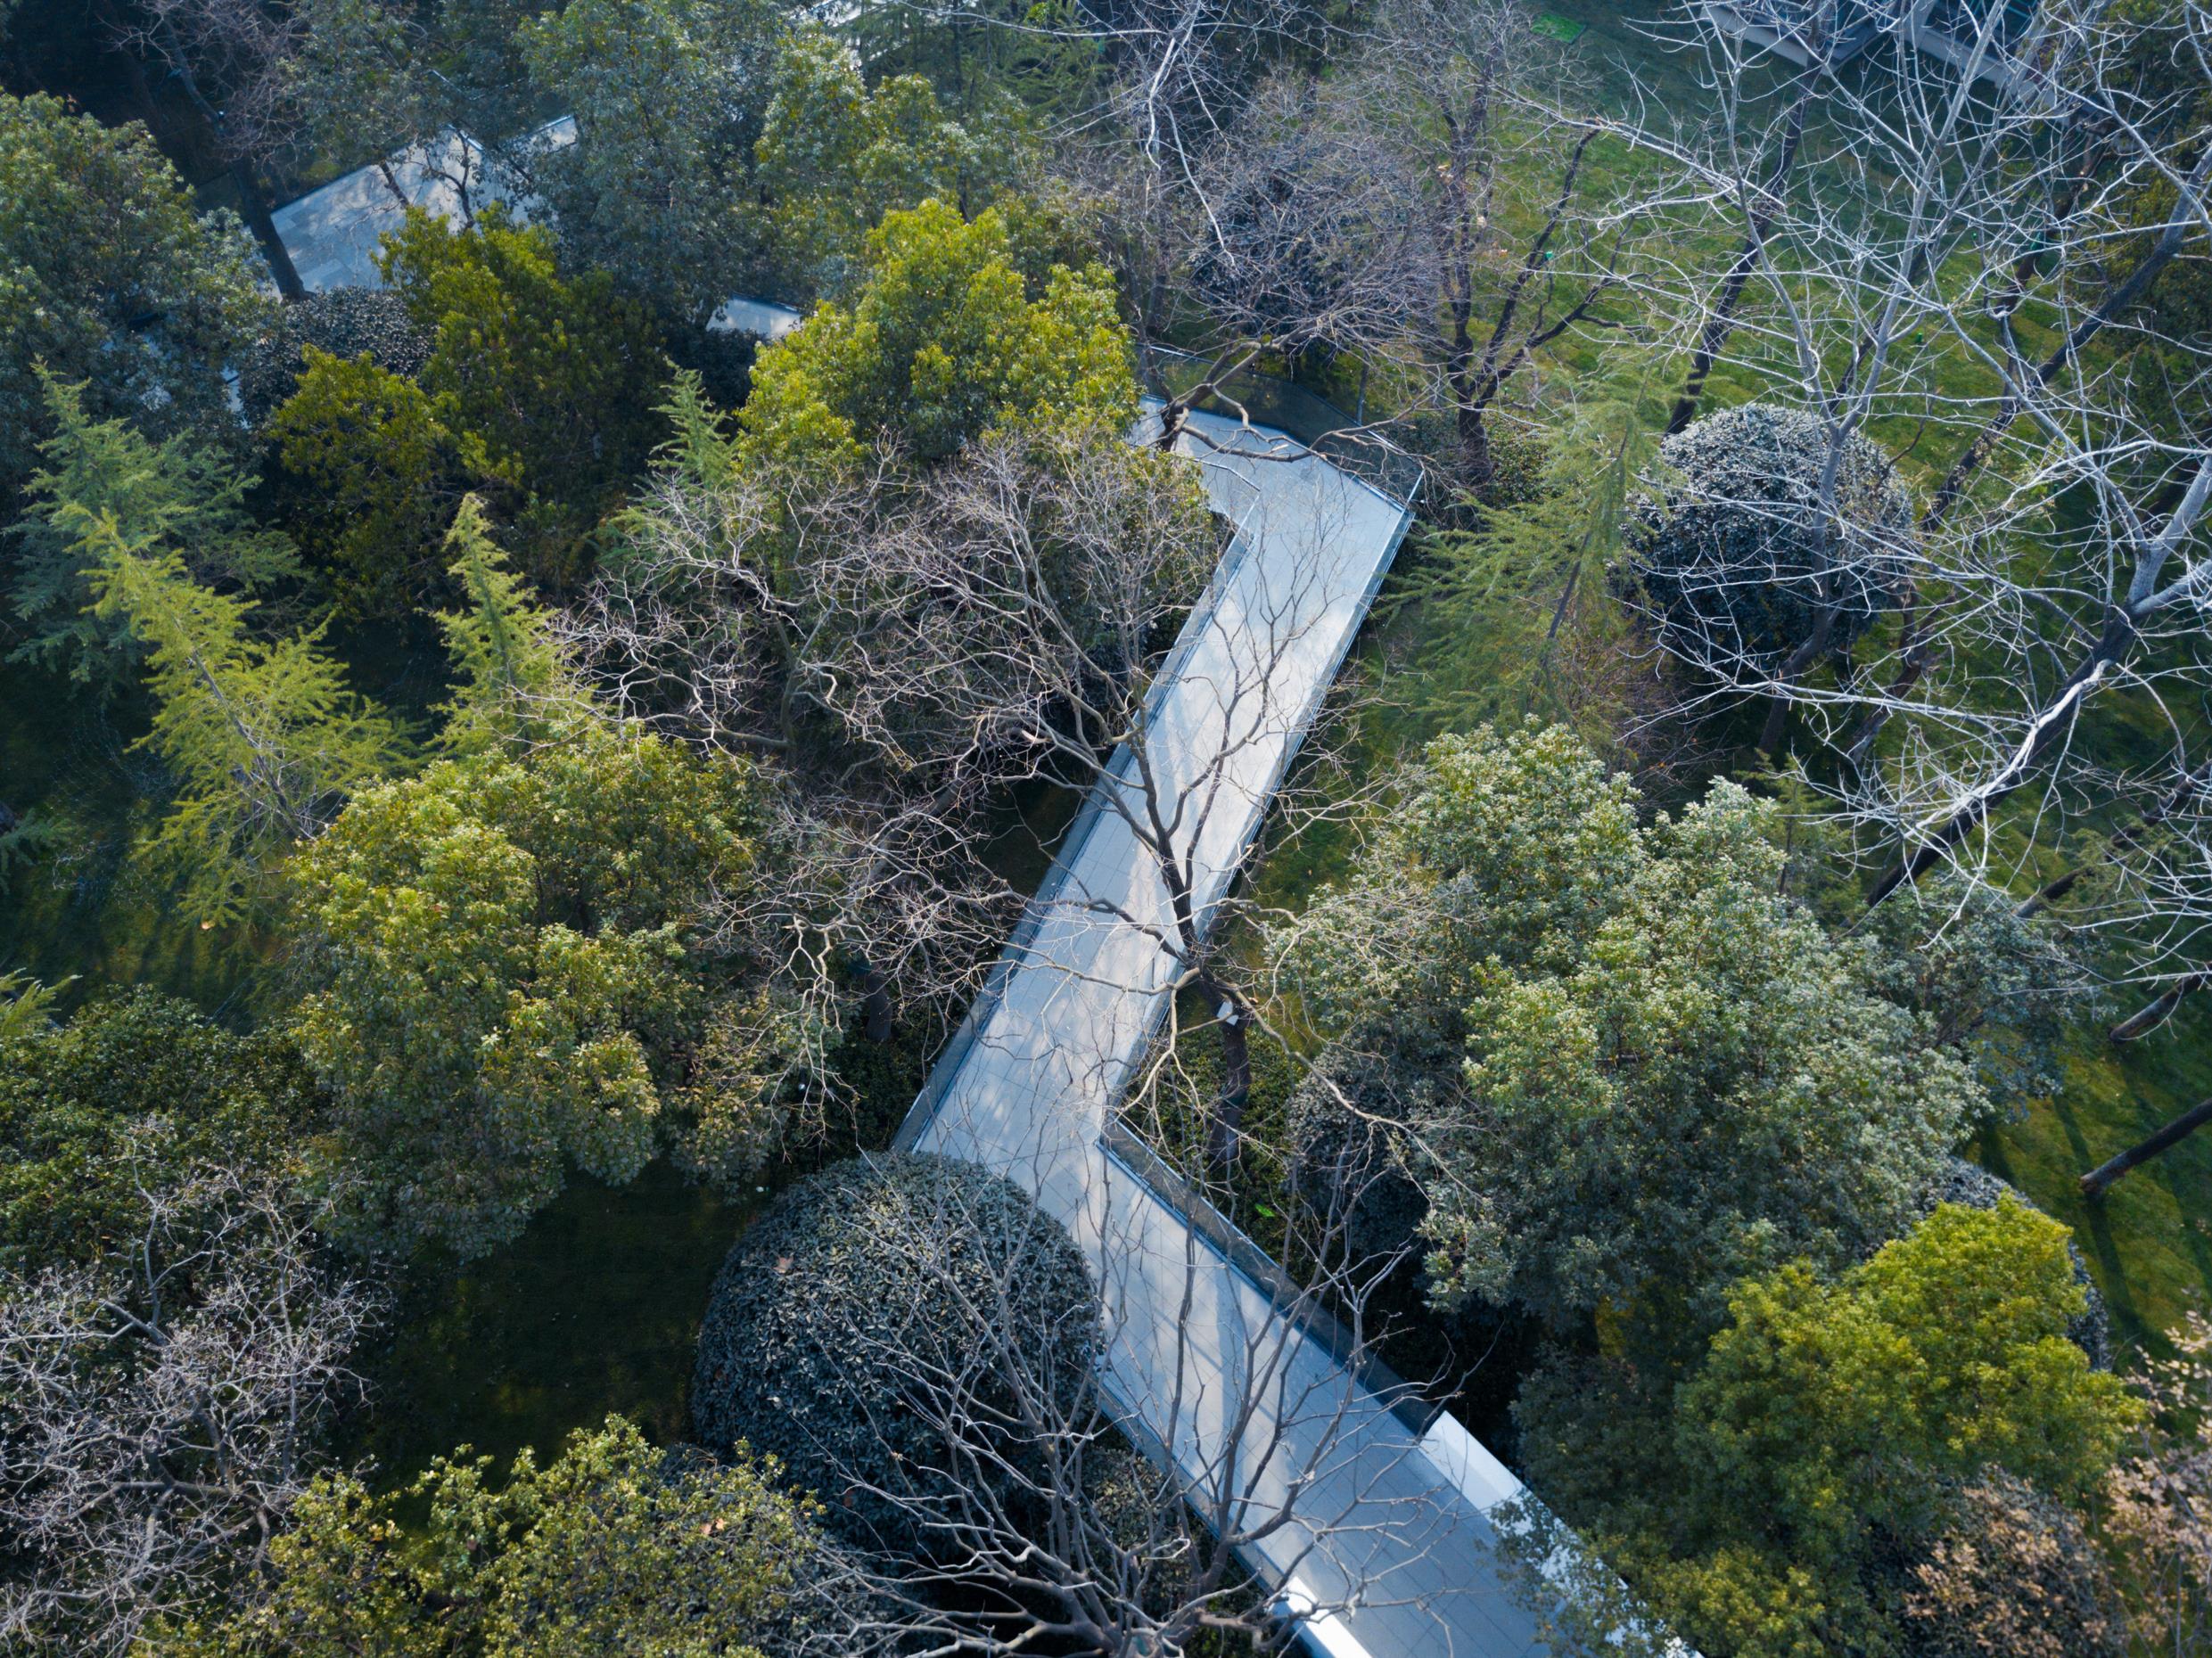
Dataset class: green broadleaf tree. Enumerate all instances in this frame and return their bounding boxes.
[0,93,268,496]
[161,1416,858,1658]
[292,726,806,1259]
[376,205,667,578]
[755,29,991,298]
[519,0,784,328]
[739,199,1137,474]
[268,346,484,614]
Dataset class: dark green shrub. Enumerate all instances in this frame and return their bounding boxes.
[691,1153,1098,1555]
[1627,403,1913,670]
[237,291,432,427]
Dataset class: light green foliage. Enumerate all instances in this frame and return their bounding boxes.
[0,970,63,1043]
[1401,349,1670,743]
[1435,778,1978,1329]
[377,205,667,573]
[12,374,300,691]
[755,29,988,296]
[1852,872,2094,1117]
[0,94,267,494]
[432,495,590,756]
[1293,722,1644,1043]
[520,0,783,325]
[166,1416,827,1658]
[1292,722,1981,1337]
[292,726,795,1259]
[740,200,1137,472]
[286,0,443,177]
[0,989,312,1269]
[85,520,402,931]
[1513,1202,2141,1658]
[270,347,481,613]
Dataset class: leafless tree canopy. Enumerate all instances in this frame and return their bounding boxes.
[0,1164,379,1657]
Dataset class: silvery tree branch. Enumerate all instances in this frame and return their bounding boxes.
[0,1163,379,1658]
[784,422,1383,1168]
[795,1133,1439,1657]
[1591,2,2212,984]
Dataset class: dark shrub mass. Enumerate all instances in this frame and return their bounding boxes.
[691,1153,1099,1555]
[1627,402,1914,672]
[238,290,432,426]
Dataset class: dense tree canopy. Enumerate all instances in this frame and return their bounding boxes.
[1514,1201,2142,1658]
[165,1416,857,1658]
[291,719,804,1259]
[519,0,784,327]
[755,29,991,298]
[376,205,667,576]
[0,989,314,1271]
[1289,723,1983,1325]
[739,200,1137,473]
[0,93,267,497]
[1626,403,1915,675]
[1290,722,1981,1338]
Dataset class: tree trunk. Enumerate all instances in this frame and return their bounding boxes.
[233,161,307,300]
[138,11,308,300]
[1666,84,1812,437]
[859,964,893,1045]
[2082,1093,2212,1198]
[2110,973,2205,1043]
[1197,971,1252,1171]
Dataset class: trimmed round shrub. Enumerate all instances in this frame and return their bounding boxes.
[1627,403,1914,670]
[237,290,432,426]
[691,1153,1099,1555]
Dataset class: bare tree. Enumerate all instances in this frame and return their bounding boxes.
[1338,0,1655,493]
[578,398,1382,1164]
[0,1164,379,1657]
[107,0,309,295]
[725,1137,1451,1657]
[1592,1,2212,958]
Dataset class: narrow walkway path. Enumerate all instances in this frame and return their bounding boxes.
[900,406,1548,1658]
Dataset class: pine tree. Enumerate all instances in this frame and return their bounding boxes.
[11,374,300,694]
[84,517,401,928]
[433,493,593,755]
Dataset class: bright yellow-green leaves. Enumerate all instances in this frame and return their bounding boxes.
[740,199,1137,472]
[84,519,402,932]
[375,205,667,579]
[1626,1201,2145,1658]
[292,726,772,1260]
[163,1416,821,1658]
